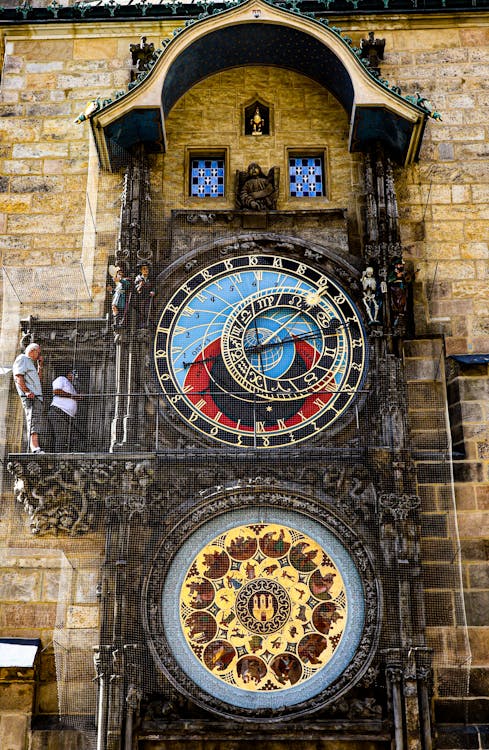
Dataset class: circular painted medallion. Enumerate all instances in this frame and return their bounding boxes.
[180,523,348,692]
[145,501,379,719]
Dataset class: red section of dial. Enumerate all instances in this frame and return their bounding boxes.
[183,338,332,433]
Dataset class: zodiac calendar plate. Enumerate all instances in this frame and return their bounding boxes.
[144,500,379,718]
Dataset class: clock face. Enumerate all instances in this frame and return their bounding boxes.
[154,255,368,448]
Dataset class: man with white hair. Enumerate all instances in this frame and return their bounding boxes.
[12,342,45,453]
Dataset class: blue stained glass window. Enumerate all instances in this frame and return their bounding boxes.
[289,157,324,198]
[190,158,225,198]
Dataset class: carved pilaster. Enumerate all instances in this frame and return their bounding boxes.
[376,354,409,453]
[116,144,153,271]
[94,645,118,750]
[385,662,404,750]
[384,650,433,750]
[416,651,433,750]
[403,654,423,750]
[111,143,154,450]
[363,146,409,343]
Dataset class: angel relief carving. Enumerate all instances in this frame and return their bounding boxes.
[236,162,279,211]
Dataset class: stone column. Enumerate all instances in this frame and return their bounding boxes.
[386,661,405,750]
[110,144,153,452]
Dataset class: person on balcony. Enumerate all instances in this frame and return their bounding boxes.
[48,368,85,453]
[12,342,45,454]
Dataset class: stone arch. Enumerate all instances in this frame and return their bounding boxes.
[90,0,428,169]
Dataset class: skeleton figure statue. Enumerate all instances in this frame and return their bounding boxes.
[361,266,381,324]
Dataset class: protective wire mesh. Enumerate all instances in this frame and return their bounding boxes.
[0,141,471,744]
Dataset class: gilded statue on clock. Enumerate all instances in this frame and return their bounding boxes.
[154,254,368,448]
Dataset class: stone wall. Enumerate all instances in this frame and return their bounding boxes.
[0,9,488,748]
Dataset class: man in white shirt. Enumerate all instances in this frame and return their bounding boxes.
[48,369,84,452]
[12,342,45,453]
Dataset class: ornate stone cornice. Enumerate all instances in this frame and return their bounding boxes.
[7,453,384,536]
[378,493,421,521]
[7,455,156,536]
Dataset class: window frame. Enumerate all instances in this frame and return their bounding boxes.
[286,148,329,201]
[185,147,229,202]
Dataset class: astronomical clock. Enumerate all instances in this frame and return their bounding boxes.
[140,244,382,726]
[154,253,368,449]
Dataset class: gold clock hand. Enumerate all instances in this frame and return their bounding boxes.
[253,316,265,375]
[183,326,342,366]
[245,323,343,356]
[258,309,304,347]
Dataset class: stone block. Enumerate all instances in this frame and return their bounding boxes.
[472,336,489,352]
[13,39,73,61]
[43,159,88,175]
[31,193,84,214]
[469,667,489,696]
[0,680,35,711]
[0,121,45,150]
[12,143,69,159]
[36,681,59,714]
[0,603,56,629]
[424,591,455,626]
[7,214,64,234]
[452,462,485,483]
[39,652,57,684]
[25,73,64,92]
[465,591,489,626]
[468,626,489,665]
[25,103,72,118]
[461,539,489,561]
[408,381,445,404]
[422,539,459,564]
[0,713,29,750]
[57,73,113,90]
[454,484,477,510]
[30,729,96,750]
[460,28,489,45]
[0,569,42,601]
[411,430,449,451]
[403,340,443,358]
[1,160,42,176]
[0,195,32,214]
[458,378,489,401]
[10,176,64,193]
[422,562,459,588]
[41,570,60,602]
[405,358,442,382]
[421,514,449,538]
[415,462,453,484]
[1,76,26,90]
[66,605,99,629]
[436,725,480,749]
[452,279,489,301]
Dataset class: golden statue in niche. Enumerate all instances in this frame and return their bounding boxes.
[244,100,270,136]
[250,105,265,135]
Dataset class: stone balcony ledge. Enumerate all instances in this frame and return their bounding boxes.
[7,453,158,537]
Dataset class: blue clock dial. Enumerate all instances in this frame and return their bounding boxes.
[154,255,368,448]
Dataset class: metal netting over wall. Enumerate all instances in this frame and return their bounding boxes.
[0,142,470,743]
